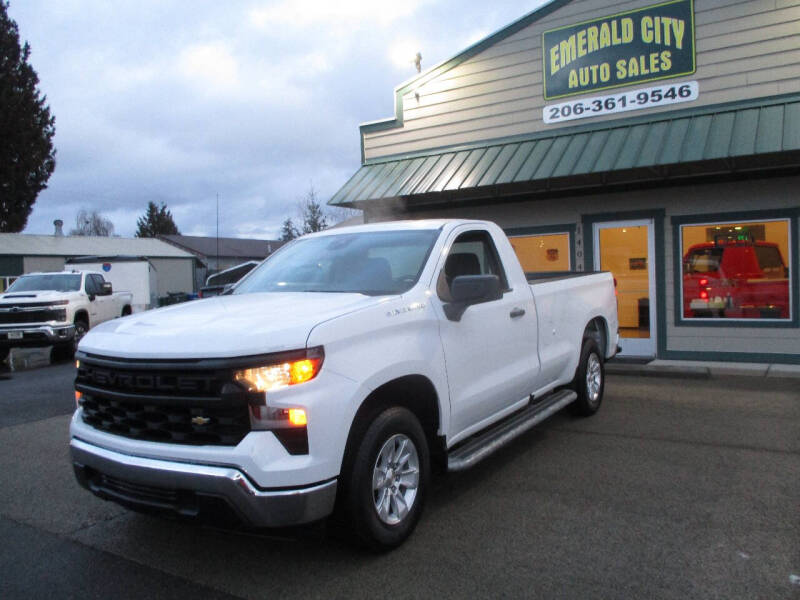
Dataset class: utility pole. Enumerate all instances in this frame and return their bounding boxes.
[216,192,220,272]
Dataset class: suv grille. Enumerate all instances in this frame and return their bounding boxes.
[76,356,252,446]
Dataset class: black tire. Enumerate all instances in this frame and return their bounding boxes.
[51,343,75,363]
[569,338,605,416]
[121,306,132,317]
[0,347,9,364]
[74,319,89,344]
[341,406,430,551]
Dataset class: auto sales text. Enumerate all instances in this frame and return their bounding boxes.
[549,15,687,90]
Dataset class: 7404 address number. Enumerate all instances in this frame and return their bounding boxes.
[543,81,698,124]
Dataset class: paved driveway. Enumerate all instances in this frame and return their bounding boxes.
[0,362,798,599]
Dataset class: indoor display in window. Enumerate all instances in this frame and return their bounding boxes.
[598,225,650,339]
[509,233,570,273]
[681,220,790,320]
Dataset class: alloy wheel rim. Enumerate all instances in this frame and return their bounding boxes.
[586,353,602,403]
[372,433,420,525]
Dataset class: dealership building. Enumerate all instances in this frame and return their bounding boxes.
[331,0,800,363]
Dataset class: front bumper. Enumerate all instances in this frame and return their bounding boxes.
[0,324,75,347]
[70,438,337,527]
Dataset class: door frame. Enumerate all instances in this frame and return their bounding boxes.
[582,209,666,359]
[593,218,656,357]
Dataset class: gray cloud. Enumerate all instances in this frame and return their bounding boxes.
[10,0,547,238]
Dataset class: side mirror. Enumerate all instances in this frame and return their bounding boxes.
[444,275,501,321]
[101,282,113,295]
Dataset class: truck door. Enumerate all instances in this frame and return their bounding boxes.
[86,275,114,324]
[434,228,538,439]
[83,275,100,325]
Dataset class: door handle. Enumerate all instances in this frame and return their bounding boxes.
[509,307,525,318]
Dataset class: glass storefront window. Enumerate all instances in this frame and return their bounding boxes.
[509,233,570,273]
[680,219,791,320]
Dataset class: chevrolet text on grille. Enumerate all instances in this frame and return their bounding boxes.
[85,367,216,394]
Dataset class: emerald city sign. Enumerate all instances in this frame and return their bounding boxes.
[542,0,696,100]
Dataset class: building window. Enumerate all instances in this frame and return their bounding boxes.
[0,277,18,292]
[509,232,571,273]
[680,219,791,321]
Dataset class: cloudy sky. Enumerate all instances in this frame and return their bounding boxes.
[10,0,548,239]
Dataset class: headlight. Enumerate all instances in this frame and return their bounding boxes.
[234,347,324,393]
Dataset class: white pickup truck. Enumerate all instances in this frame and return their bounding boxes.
[70,220,618,549]
[0,271,133,362]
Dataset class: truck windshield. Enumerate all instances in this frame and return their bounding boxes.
[7,274,81,292]
[234,229,440,296]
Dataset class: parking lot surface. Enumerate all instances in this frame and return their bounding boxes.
[0,358,798,599]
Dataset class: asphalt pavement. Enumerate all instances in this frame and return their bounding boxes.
[0,359,798,599]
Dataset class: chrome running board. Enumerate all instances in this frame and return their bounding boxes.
[447,389,577,472]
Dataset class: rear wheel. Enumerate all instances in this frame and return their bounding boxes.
[341,407,429,551]
[570,338,604,416]
[0,347,9,364]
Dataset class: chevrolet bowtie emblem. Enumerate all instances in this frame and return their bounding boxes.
[191,416,211,426]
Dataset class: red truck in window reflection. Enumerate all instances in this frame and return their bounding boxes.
[683,240,789,319]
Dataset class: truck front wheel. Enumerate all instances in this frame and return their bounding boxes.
[570,338,605,416]
[342,407,430,551]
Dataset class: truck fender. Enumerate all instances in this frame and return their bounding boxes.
[339,374,446,476]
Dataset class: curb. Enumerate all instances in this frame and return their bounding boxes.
[606,360,800,380]
[605,362,710,379]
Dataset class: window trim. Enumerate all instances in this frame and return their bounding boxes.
[671,208,799,329]
[438,228,510,302]
[505,224,576,272]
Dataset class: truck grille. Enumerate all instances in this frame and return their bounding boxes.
[0,307,66,324]
[76,356,252,446]
[80,396,250,445]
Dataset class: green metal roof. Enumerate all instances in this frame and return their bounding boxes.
[331,94,800,208]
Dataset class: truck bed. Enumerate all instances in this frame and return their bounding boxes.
[526,270,607,284]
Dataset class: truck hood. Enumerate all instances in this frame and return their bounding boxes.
[80,292,392,359]
[0,291,81,303]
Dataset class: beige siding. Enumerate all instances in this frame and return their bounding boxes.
[365,175,799,360]
[149,258,195,296]
[24,256,66,273]
[363,0,800,160]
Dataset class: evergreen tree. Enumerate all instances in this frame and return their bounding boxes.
[280,217,299,241]
[300,186,328,234]
[136,201,180,237]
[0,1,56,232]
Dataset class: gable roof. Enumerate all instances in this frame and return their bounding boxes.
[158,235,283,259]
[358,0,567,162]
[0,234,195,258]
